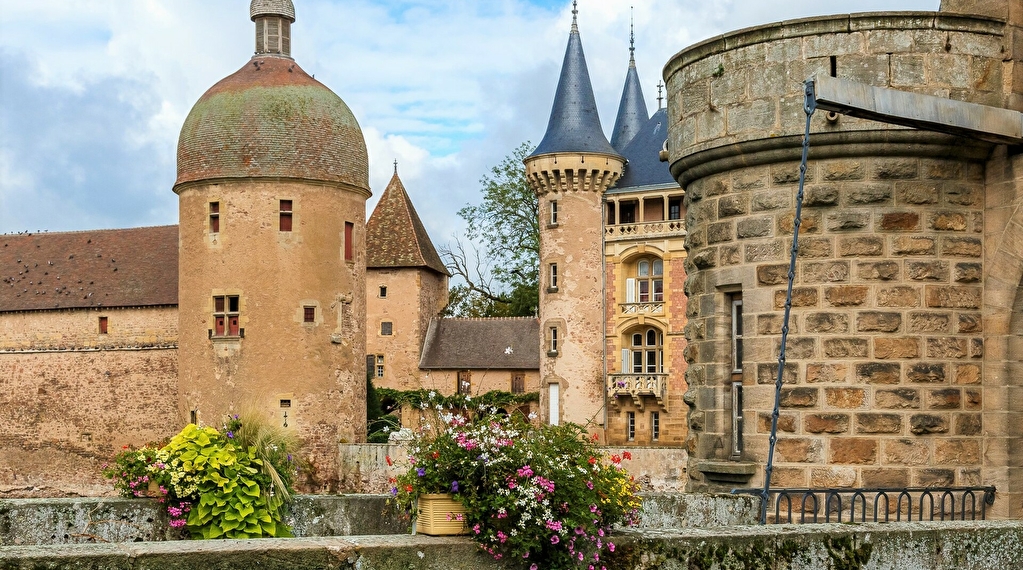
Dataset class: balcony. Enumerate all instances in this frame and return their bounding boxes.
[607,373,667,408]
[605,220,686,243]
[620,302,664,316]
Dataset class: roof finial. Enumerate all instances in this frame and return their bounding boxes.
[657,80,664,109]
[629,7,635,67]
[393,159,398,174]
[571,1,578,34]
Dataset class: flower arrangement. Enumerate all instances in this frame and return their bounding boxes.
[391,399,641,569]
[102,411,299,539]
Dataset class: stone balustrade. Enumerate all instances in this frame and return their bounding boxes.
[605,220,686,242]
[607,373,668,407]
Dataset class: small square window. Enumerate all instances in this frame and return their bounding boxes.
[511,373,525,394]
[379,286,387,298]
[98,316,108,334]
[280,200,293,232]
[381,321,393,335]
[304,306,315,323]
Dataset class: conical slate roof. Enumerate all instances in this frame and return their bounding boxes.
[529,8,619,158]
[610,36,648,152]
[366,171,449,275]
[614,107,675,189]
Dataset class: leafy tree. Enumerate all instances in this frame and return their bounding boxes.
[441,142,539,317]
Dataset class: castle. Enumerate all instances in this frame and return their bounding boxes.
[2,0,1022,520]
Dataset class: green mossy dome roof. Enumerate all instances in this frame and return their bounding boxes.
[175,56,368,190]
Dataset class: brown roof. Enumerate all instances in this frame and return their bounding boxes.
[1,226,178,312]
[419,317,539,370]
[366,171,448,275]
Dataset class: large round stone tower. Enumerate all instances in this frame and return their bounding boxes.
[665,1,1023,517]
[174,0,370,486]
[525,4,624,430]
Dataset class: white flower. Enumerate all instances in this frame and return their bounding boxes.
[505,346,513,355]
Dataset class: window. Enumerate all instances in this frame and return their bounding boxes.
[381,321,393,336]
[549,327,559,355]
[376,355,385,378]
[626,258,663,303]
[303,306,315,323]
[379,286,387,298]
[626,412,636,441]
[98,316,108,334]
[730,294,743,374]
[209,202,220,233]
[511,372,525,394]
[279,200,293,232]
[344,222,354,261]
[651,411,660,442]
[366,355,376,378]
[624,327,663,374]
[550,200,559,225]
[213,295,240,336]
[189,410,198,425]
[668,197,682,221]
[731,382,744,457]
[549,263,558,291]
[458,370,471,395]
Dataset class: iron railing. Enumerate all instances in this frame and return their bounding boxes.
[735,486,996,524]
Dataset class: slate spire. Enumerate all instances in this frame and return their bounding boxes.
[529,1,619,158]
[610,14,649,152]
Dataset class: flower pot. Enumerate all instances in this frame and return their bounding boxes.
[415,493,467,536]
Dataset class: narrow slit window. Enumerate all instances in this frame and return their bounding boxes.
[651,411,660,442]
[549,327,559,354]
[209,202,220,233]
[549,263,558,290]
[550,200,559,225]
[731,294,744,374]
[344,222,354,261]
[279,200,293,232]
[98,316,108,334]
[731,381,744,457]
[627,411,636,441]
[458,370,471,395]
[303,306,315,323]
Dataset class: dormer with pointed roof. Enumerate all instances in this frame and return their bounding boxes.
[366,169,448,276]
[610,18,649,152]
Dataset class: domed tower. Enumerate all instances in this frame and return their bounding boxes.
[524,2,624,430]
[174,0,370,485]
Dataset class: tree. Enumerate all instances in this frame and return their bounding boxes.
[441,142,539,317]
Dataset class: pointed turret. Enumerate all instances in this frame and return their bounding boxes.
[529,2,620,158]
[366,168,448,276]
[610,16,648,152]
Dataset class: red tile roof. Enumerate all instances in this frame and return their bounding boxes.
[366,171,448,275]
[1,226,178,312]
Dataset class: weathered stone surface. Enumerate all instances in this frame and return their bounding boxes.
[882,439,930,466]
[775,437,823,463]
[908,312,951,333]
[908,363,947,383]
[803,185,841,207]
[856,413,902,434]
[838,236,884,257]
[934,439,981,465]
[777,212,821,235]
[927,388,962,410]
[824,286,868,307]
[877,286,920,307]
[910,413,949,434]
[737,216,773,239]
[758,363,798,385]
[809,466,857,487]
[954,364,981,385]
[941,236,982,257]
[955,413,982,436]
[745,241,784,262]
[822,161,865,181]
[707,221,734,243]
[752,190,790,211]
[758,412,797,432]
[857,261,900,281]
[829,438,878,464]
[925,286,981,309]
[780,387,819,408]
[926,337,967,359]
[757,264,790,285]
[874,388,920,409]
[860,468,909,488]
[953,262,982,283]
[805,312,849,333]
[873,158,918,179]
[805,413,851,434]
[718,195,749,218]
[802,261,849,283]
[805,362,848,384]
[896,181,939,204]
[826,212,870,231]
[796,237,833,258]
[823,338,869,358]
[856,311,902,332]
[775,287,819,308]
[930,212,968,231]
[916,468,955,486]
[874,337,920,359]
[906,260,949,281]
[879,212,920,231]
[847,184,893,205]
[891,236,936,255]
[857,362,901,384]
[825,388,866,409]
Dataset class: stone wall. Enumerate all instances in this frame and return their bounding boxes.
[664,11,1015,497]
[0,306,180,498]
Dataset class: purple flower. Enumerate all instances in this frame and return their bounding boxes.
[417,467,426,477]
[390,487,398,496]
[451,480,459,492]
[226,431,234,439]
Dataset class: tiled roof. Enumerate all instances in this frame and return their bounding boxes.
[250,0,295,21]
[366,172,448,275]
[175,56,368,191]
[610,56,648,152]
[1,226,178,312]
[614,108,677,190]
[529,12,620,158]
[419,317,539,370]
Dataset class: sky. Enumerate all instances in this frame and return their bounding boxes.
[0,0,940,250]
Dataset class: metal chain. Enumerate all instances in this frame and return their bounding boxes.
[760,80,816,524]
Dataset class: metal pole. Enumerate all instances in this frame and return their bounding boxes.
[760,80,816,524]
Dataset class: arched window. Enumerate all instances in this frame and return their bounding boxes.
[621,327,663,374]
[626,257,663,303]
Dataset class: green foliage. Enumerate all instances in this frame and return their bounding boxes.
[376,388,538,412]
[367,378,399,443]
[443,142,539,317]
[390,397,640,569]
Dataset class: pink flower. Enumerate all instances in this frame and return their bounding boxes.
[608,542,615,552]
[551,535,560,545]
[530,565,538,570]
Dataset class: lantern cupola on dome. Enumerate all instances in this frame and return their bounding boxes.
[250,0,296,57]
